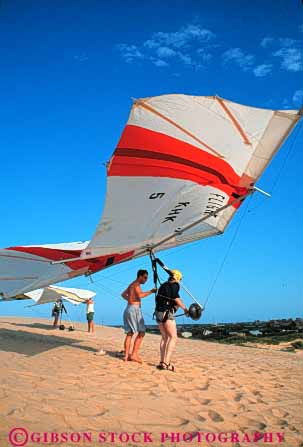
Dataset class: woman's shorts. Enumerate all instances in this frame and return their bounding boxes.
[154,310,175,323]
[87,312,94,322]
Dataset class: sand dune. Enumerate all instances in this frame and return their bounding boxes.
[0,317,302,447]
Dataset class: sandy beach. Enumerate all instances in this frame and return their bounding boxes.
[0,316,302,447]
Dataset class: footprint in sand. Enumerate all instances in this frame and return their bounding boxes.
[208,410,224,422]
[278,419,288,429]
[289,425,299,433]
[251,390,266,404]
[235,403,246,411]
[179,419,190,426]
[272,408,289,418]
[95,410,109,417]
[234,392,243,402]
[200,399,211,405]
[7,408,24,417]
[166,383,178,392]
[197,413,207,422]
[252,390,262,396]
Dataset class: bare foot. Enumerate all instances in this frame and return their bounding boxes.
[130,355,143,364]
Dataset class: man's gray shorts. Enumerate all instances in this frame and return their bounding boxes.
[123,305,145,334]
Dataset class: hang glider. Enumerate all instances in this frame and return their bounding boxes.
[0,285,96,306]
[0,94,301,299]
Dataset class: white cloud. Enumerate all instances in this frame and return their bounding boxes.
[116,44,143,63]
[73,53,88,62]
[261,37,274,48]
[177,52,192,65]
[222,48,255,72]
[151,59,169,67]
[156,46,177,58]
[261,36,299,49]
[116,23,302,76]
[260,37,302,73]
[253,64,273,77]
[282,98,292,109]
[117,22,216,70]
[144,24,215,50]
[279,38,298,48]
[293,89,303,106]
[197,48,213,62]
[184,24,215,41]
[274,48,303,72]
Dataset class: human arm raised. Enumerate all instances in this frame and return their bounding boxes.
[134,284,157,299]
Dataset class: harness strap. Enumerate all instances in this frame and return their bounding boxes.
[150,250,177,315]
[149,251,164,292]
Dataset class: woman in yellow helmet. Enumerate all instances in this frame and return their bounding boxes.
[154,269,189,372]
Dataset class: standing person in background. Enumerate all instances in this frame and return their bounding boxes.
[86,297,95,333]
[52,298,64,327]
[121,269,156,363]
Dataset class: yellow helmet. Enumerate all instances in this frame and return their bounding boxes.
[170,269,182,282]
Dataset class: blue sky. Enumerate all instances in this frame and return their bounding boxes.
[0,0,302,325]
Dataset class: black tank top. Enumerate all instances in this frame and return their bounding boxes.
[155,281,180,312]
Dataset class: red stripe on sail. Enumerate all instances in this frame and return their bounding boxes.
[115,125,241,185]
[6,246,135,273]
[115,148,231,185]
[110,125,248,205]
[109,156,247,201]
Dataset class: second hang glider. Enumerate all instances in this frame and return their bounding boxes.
[0,285,96,306]
[0,94,301,299]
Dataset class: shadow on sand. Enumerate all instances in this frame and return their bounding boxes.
[9,322,59,331]
[8,321,88,333]
[0,327,96,357]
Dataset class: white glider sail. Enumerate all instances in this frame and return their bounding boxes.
[84,95,301,257]
[0,285,95,306]
[0,94,301,299]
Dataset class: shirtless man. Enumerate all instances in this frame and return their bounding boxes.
[121,269,156,363]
